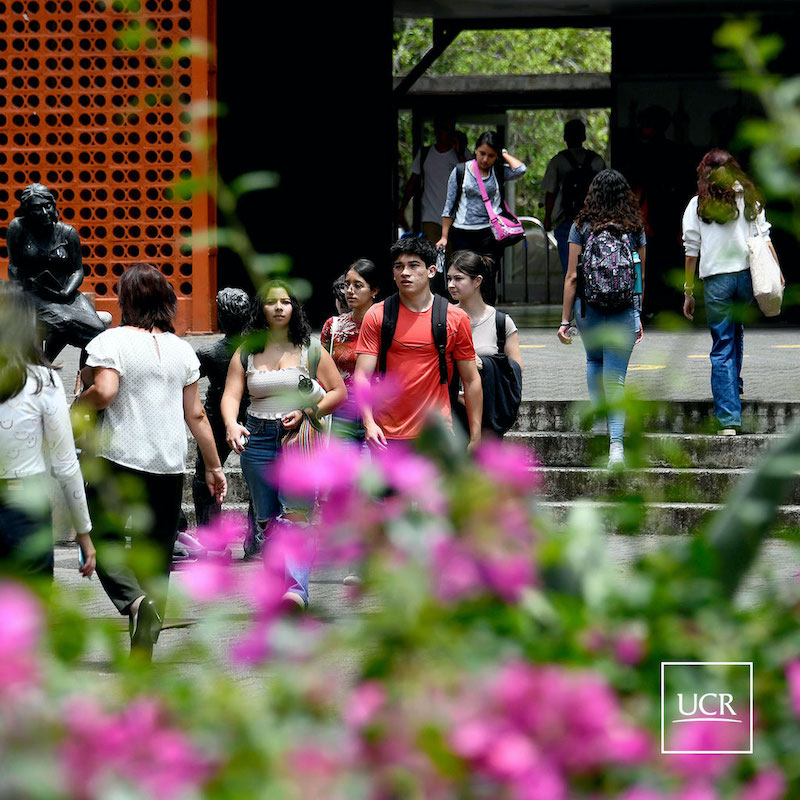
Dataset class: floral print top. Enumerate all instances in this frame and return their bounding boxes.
[320,311,362,419]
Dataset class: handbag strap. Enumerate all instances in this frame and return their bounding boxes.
[471,160,500,225]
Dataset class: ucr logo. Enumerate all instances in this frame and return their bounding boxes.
[661,662,753,754]
[674,692,741,723]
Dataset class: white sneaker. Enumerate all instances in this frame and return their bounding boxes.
[717,428,738,436]
[342,575,362,587]
[608,441,625,469]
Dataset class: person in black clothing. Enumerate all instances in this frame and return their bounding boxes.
[543,120,606,275]
[191,288,253,528]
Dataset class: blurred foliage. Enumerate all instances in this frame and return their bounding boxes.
[394,20,611,220]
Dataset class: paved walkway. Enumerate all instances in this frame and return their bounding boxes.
[54,327,800,404]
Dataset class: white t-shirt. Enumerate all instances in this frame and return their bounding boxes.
[682,193,771,279]
[85,327,200,474]
[411,145,464,224]
[0,367,91,533]
[470,307,518,357]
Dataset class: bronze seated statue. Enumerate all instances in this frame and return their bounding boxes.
[6,183,109,362]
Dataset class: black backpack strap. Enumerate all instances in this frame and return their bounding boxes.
[431,293,449,385]
[378,294,400,376]
[495,309,507,353]
[452,161,466,218]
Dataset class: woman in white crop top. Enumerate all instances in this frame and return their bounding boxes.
[0,285,95,579]
[78,264,226,660]
[221,280,345,609]
[447,250,523,438]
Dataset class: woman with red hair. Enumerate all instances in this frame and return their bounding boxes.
[681,150,783,435]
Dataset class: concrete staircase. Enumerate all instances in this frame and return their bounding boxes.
[179,399,800,540]
[506,399,800,537]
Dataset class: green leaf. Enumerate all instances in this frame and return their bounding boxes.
[230,171,281,198]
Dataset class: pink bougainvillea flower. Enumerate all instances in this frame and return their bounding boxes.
[665,719,743,779]
[0,580,43,693]
[618,790,667,800]
[194,512,250,552]
[271,437,363,499]
[343,681,386,729]
[483,730,541,779]
[61,697,214,800]
[480,555,535,603]
[230,620,272,666]
[474,439,540,492]
[180,558,236,603]
[432,538,484,602]
[736,768,786,800]
[0,580,42,654]
[675,783,720,800]
[351,373,402,419]
[613,629,647,666]
[475,439,541,492]
[785,659,800,716]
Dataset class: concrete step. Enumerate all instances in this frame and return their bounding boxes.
[183,468,249,504]
[509,431,782,469]
[537,499,800,537]
[512,399,800,434]
[538,466,800,505]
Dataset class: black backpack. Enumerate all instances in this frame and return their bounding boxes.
[577,226,637,315]
[378,292,450,385]
[451,310,522,436]
[561,150,596,222]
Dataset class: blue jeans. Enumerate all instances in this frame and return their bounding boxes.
[575,300,637,442]
[554,220,572,276]
[703,271,752,428]
[239,416,314,605]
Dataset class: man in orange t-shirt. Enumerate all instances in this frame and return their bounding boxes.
[355,237,482,452]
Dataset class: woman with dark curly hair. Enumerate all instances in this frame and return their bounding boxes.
[221,280,346,607]
[558,169,646,468]
[681,149,783,435]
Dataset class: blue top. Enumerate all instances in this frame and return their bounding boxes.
[443,161,527,230]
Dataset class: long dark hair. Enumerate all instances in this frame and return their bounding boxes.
[348,258,380,290]
[250,280,311,349]
[574,169,644,234]
[0,283,54,403]
[696,149,761,224]
[118,263,177,333]
[474,130,503,158]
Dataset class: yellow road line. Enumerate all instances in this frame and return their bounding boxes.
[773,345,800,348]
[628,365,666,371]
[520,345,546,348]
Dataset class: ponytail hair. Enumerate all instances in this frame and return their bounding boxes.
[449,250,495,300]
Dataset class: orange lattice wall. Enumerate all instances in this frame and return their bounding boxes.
[0,0,215,333]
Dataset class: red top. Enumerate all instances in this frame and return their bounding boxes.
[356,299,475,439]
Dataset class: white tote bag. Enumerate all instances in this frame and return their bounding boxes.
[747,218,783,317]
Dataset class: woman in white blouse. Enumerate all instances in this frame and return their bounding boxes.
[77,263,226,660]
[681,150,784,435]
[0,284,95,579]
